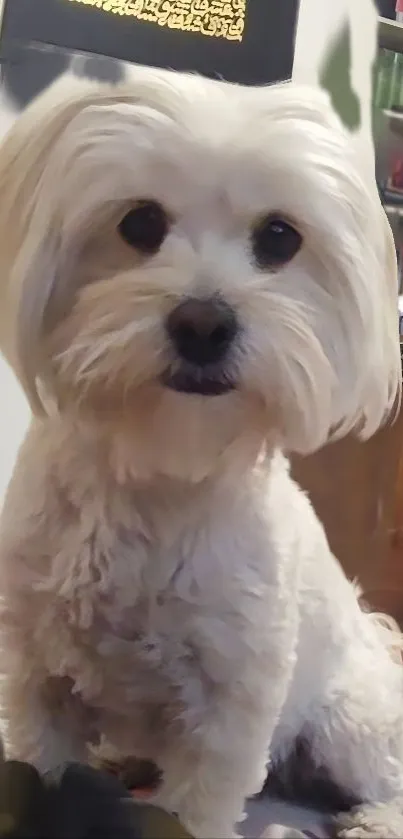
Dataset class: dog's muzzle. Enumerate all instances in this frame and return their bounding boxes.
[163,296,238,396]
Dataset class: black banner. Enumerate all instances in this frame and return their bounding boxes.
[0,0,299,108]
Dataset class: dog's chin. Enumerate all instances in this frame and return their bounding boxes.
[161,369,236,397]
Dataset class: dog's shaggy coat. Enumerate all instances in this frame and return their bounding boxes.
[0,68,401,837]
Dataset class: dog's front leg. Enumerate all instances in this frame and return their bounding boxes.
[0,624,88,773]
[157,696,278,839]
[2,674,88,774]
[156,587,299,837]
[2,684,87,774]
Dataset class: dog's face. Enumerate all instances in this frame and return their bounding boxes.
[0,69,399,480]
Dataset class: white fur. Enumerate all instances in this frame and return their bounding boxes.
[0,68,401,838]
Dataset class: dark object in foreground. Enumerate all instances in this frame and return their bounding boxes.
[0,759,191,839]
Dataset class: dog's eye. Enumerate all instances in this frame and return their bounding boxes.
[252,216,302,268]
[118,201,168,253]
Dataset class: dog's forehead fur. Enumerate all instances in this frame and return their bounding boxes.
[0,67,364,253]
[9,70,347,213]
[0,69,368,281]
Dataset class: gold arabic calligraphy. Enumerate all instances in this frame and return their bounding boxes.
[66,0,246,42]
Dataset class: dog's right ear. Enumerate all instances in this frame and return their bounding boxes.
[0,76,116,414]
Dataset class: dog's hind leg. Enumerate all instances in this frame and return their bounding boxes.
[299,646,403,838]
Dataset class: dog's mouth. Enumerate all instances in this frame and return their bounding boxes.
[161,369,236,396]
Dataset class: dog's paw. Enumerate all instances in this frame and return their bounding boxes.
[95,755,162,792]
[334,803,403,838]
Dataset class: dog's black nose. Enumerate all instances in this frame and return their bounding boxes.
[166,297,238,367]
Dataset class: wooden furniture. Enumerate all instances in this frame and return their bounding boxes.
[292,409,403,621]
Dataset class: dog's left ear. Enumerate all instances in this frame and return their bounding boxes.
[346,196,401,441]
[305,85,402,443]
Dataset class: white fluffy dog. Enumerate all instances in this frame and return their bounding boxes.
[0,66,401,839]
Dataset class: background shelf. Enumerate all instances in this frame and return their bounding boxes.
[379,16,403,51]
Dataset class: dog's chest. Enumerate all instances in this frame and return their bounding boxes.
[43,550,197,702]
[39,488,241,704]
[38,472,284,731]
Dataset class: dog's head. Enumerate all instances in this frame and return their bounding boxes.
[0,68,399,480]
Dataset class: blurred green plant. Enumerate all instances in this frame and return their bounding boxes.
[319,20,362,131]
